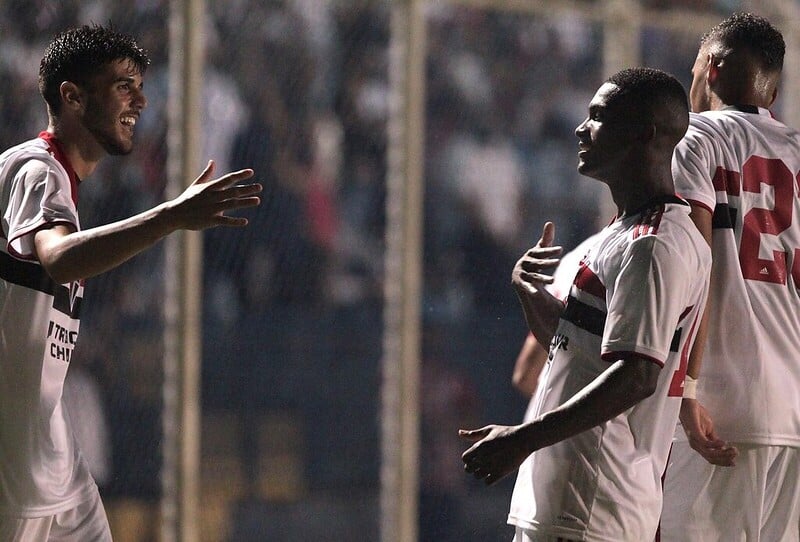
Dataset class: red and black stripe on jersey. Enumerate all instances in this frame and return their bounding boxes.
[0,251,81,319]
[562,262,606,337]
[561,235,685,355]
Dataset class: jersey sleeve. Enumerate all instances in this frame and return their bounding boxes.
[600,236,693,366]
[4,159,79,260]
[672,115,719,214]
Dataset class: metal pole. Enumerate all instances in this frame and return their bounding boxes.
[382,0,426,540]
[162,0,204,540]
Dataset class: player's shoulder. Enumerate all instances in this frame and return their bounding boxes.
[0,138,64,180]
[627,199,706,252]
[0,138,56,168]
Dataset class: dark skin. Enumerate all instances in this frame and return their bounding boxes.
[677,43,780,468]
[460,82,683,485]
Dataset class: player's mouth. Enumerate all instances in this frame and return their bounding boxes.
[120,114,138,128]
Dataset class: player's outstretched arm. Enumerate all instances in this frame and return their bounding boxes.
[34,160,261,284]
[512,222,564,347]
[460,355,659,485]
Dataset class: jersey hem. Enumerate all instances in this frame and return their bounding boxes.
[508,515,585,540]
[0,481,97,519]
[674,428,800,447]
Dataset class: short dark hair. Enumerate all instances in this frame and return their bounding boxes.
[701,12,784,72]
[605,67,689,146]
[605,67,688,116]
[39,24,150,114]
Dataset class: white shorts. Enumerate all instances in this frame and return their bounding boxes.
[0,486,111,542]
[661,440,800,542]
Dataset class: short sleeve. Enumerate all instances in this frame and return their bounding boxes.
[672,115,718,214]
[601,236,692,366]
[4,159,79,260]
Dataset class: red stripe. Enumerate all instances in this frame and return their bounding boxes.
[711,166,740,196]
[38,131,80,205]
[573,263,606,300]
[633,204,666,239]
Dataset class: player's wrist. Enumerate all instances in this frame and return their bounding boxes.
[682,375,698,399]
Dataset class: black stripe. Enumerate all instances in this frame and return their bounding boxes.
[0,250,52,291]
[0,251,81,318]
[712,203,737,229]
[623,194,687,219]
[562,295,606,337]
[723,104,759,114]
[670,327,682,352]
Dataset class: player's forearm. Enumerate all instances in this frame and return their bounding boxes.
[512,335,549,396]
[514,285,563,348]
[36,203,177,283]
[685,203,713,379]
[519,357,660,452]
[685,304,709,379]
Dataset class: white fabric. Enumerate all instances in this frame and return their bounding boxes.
[520,232,603,425]
[661,441,800,542]
[0,484,111,541]
[508,200,710,542]
[672,108,800,445]
[0,136,94,517]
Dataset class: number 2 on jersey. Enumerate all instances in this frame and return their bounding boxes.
[722,156,800,285]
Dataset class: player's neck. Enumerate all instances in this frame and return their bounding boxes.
[46,121,102,179]
[611,170,675,218]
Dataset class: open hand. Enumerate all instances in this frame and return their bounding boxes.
[512,222,563,295]
[167,160,262,230]
[680,399,738,467]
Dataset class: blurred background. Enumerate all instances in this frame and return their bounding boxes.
[1,0,798,540]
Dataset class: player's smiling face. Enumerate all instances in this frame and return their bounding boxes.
[575,82,636,183]
[80,58,147,156]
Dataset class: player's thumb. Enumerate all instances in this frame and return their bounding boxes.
[538,221,555,248]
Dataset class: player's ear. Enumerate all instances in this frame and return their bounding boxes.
[59,82,84,113]
[769,86,778,108]
[706,54,722,85]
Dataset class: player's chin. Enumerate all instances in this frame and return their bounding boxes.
[576,159,593,175]
[103,139,134,156]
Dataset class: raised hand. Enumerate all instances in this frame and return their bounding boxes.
[512,221,563,294]
[680,398,738,467]
[165,160,262,230]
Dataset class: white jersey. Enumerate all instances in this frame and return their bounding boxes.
[673,108,800,446]
[508,197,710,542]
[0,134,94,517]
[521,232,603,425]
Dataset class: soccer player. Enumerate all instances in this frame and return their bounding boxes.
[660,13,800,541]
[459,67,711,541]
[0,25,261,541]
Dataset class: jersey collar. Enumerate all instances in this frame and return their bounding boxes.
[38,131,80,204]
[722,104,774,118]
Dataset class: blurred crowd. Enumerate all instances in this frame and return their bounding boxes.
[0,0,728,539]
